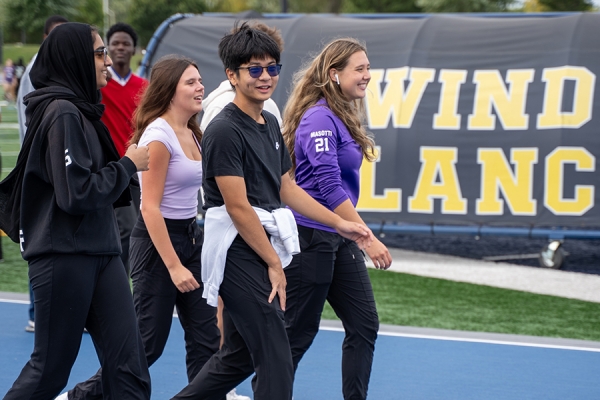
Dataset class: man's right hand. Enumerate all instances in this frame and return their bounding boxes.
[267,261,287,311]
[125,143,150,171]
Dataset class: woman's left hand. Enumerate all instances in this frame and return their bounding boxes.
[365,238,392,270]
[334,220,374,250]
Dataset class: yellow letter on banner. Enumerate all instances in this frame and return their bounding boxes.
[366,67,435,129]
[544,147,595,216]
[408,147,467,214]
[434,69,468,130]
[468,69,534,130]
[476,148,538,215]
[537,66,595,129]
[357,146,401,212]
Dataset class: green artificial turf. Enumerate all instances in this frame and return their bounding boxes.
[322,268,600,342]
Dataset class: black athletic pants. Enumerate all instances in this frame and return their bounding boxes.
[171,235,294,400]
[69,217,220,400]
[4,254,151,400]
[114,177,141,276]
[285,226,379,400]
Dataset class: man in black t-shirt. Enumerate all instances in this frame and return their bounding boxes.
[171,23,373,400]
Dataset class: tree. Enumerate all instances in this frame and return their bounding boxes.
[417,0,514,12]
[350,0,421,13]
[537,0,593,11]
[2,0,77,43]
[76,0,103,28]
[127,0,209,47]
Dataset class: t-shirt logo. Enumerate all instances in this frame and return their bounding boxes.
[275,141,280,150]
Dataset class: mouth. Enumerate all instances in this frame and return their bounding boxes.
[358,83,368,90]
[193,95,203,102]
[256,85,271,92]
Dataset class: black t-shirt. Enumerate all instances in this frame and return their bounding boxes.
[202,102,292,212]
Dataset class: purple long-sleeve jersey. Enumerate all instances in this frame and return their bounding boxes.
[292,98,363,233]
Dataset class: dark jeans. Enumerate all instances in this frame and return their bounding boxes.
[69,217,219,400]
[4,254,150,400]
[171,235,294,400]
[285,226,379,400]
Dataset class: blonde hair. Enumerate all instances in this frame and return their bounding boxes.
[282,37,376,174]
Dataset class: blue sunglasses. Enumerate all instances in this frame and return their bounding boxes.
[236,64,282,79]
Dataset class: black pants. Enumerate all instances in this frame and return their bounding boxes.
[69,217,220,400]
[171,235,294,400]
[114,178,141,276]
[285,226,379,400]
[4,254,151,400]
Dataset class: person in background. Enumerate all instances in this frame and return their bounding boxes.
[11,58,25,98]
[1,22,150,399]
[17,15,69,144]
[101,22,148,275]
[15,14,69,333]
[282,37,392,400]
[198,21,286,400]
[2,59,15,101]
[170,23,373,400]
[60,55,220,400]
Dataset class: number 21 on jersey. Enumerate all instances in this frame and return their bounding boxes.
[315,138,330,152]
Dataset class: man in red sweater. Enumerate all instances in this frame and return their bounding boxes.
[102,22,147,274]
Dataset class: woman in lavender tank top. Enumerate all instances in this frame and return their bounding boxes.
[282,38,393,400]
[127,55,221,387]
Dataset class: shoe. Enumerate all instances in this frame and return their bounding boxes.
[226,388,251,400]
[55,392,69,399]
[25,320,34,333]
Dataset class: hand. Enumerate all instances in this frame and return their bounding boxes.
[168,264,200,293]
[267,261,287,311]
[334,220,374,250]
[125,143,150,172]
[365,238,392,270]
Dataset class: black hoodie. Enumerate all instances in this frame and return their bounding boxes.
[13,23,137,260]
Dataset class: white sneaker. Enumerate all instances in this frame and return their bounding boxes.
[226,388,251,400]
[55,392,69,400]
[25,320,34,333]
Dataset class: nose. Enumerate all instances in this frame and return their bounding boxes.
[105,55,113,67]
[259,67,271,80]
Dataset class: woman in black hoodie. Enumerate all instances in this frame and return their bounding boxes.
[1,23,151,400]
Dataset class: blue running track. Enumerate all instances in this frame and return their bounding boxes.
[1,299,600,399]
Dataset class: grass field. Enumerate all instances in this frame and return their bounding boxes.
[1,89,600,343]
[2,43,144,76]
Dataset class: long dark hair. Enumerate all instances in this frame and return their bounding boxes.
[130,55,202,145]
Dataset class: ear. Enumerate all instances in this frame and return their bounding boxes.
[225,68,238,87]
[329,69,338,84]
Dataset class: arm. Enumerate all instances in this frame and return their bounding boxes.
[215,175,286,310]
[332,200,392,269]
[280,173,372,249]
[47,112,138,215]
[140,141,199,293]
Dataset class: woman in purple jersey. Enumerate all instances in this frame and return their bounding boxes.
[282,38,392,400]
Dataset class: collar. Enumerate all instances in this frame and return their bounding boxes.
[108,66,132,87]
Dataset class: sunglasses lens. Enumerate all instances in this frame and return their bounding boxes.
[248,67,263,78]
[267,65,281,77]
